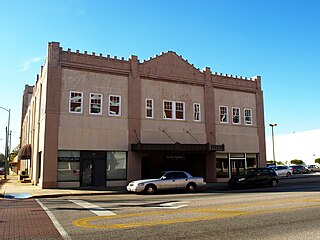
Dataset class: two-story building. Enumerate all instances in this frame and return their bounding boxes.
[19,42,266,188]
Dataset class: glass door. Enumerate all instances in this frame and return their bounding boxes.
[81,159,93,187]
[231,159,245,176]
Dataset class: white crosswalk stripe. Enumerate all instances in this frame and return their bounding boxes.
[69,199,116,216]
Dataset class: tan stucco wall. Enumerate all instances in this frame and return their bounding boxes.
[58,69,128,150]
[140,78,206,144]
[214,89,259,153]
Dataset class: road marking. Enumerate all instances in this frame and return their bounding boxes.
[36,199,72,240]
[69,199,116,216]
[150,201,188,209]
[72,197,320,229]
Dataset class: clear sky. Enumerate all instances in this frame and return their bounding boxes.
[1,0,320,153]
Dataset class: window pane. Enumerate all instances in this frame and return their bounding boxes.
[57,162,80,182]
[70,92,82,113]
[244,109,252,125]
[90,94,102,114]
[220,106,228,123]
[146,99,153,118]
[216,158,229,178]
[107,152,127,180]
[175,102,184,120]
[163,101,172,119]
[232,107,240,124]
[109,95,120,116]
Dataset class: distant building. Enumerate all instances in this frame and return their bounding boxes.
[266,129,320,165]
[19,42,266,188]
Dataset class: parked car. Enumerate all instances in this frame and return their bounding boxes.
[305,165,320,172]
[228,168,279,188]
[126,171,206,194]
[268,165,292,177]
[0,167,4,175]
[289,165,310,174]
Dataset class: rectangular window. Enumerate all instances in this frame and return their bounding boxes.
[57,151,80,182]
[244,108,252,125]
[109,95,121,116]
[106,151,127,180]
[193,103,201,121]
[219,106,228,123]
[163,100,173,119]
[146,98,153,118]
[90,93,102,115]
[175,102,184,120]
[69,91,83,113]
[232,107,241,124]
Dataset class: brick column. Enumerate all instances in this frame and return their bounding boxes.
[127,55,142,182]
[203,67,217,182]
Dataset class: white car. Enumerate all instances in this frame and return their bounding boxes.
[126,171,206,194]
[269,166,292,177]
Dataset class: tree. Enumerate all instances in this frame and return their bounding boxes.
[315,158,320,164]
[290,159,304,165]
[0,153,5,167]
[10,145,20,162]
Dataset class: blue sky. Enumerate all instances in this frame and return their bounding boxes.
[1,0,320,152]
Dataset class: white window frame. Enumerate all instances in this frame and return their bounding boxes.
[232,107,241,125]
[193,103,201,122]
[69,91,83,114]
[244,108,252,125]
[89,93,103,115]
[145,98,154,119]
[219,106,228,123]
[163,100,185,120]
[108,95,121,116]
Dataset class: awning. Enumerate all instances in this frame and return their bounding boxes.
[131,142,225,152]
[18,144,31,160]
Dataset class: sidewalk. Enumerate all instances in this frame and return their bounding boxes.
[0,175,228,199]
[0,175,126,199]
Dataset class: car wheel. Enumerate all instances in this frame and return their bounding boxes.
[270,179,278,187]
[186,183,197,193]
[286,172,291,177]
[145,184,157,194]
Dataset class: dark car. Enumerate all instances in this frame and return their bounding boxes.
[289,165,309,174]
[228,168,279,188]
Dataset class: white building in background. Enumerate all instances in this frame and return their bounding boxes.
[266,129,320,165]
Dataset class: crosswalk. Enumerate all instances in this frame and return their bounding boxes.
[68,199,116,216]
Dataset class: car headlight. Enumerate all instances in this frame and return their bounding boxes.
[138,183,144,186]
[237,178,246,182]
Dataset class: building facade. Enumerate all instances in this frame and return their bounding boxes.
[19,42,266,189]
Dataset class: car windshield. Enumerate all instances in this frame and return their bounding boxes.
[241,169,256,175]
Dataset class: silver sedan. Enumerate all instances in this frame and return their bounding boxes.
[126,171,206,194]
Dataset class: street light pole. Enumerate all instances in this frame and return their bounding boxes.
[0,107,11,179]
[269,123,277,165]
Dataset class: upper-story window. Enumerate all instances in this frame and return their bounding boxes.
[163,100,185,120]
[219,106,228,123]
[232,107,240,124]
[146,98,154,118]
[109,95,121,116]
[90,93,102,115]
[69,91,83,113]
[244,108,252,125]
[193,103,201,122]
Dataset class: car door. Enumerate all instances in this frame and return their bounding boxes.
[174,172,189,189]
[159,172,177,190]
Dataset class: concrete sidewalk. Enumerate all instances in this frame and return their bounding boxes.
[0,175,127,199]
[0,175,228,199]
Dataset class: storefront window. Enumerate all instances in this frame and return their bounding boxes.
[216,154,229,178]
[57,151,80,182]
[106,152,127,180]
[246,153,257,168]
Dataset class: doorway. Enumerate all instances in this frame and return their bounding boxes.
[80,152,106,187]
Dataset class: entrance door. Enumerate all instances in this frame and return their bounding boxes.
[81,159,93,187]
[231,159,245,176]
[81,157,106,187]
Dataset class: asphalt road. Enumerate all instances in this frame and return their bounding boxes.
[38,175,320,240]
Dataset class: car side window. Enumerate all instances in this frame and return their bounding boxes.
[175,172,187,179]
[165,172,175,179]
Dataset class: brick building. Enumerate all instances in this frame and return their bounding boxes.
[19,42,266,188]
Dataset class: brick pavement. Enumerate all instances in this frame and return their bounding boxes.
[0,198,63,240]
